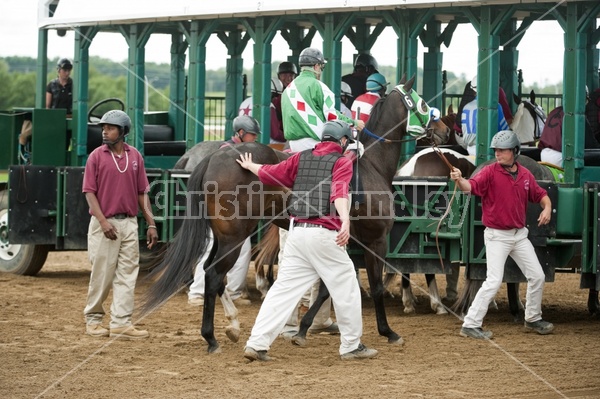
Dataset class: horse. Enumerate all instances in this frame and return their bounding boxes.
[452,155,554,321]
[511,91,546,145]
[172,140,286,299]
[387,147,476,314]
[141,75,450,353]
[417,104,458,146]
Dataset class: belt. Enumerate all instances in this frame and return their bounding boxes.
[112,213,130,219]
[295,222,329,229]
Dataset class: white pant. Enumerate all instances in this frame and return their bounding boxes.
[289,137,319,152]
[540,148,563,167]
[246,226,363,355]
[463,227,546,328]
[188,232,251,301]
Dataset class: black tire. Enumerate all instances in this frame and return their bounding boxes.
[0,209,49,275]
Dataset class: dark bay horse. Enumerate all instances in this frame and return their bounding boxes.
[142,75,450,353]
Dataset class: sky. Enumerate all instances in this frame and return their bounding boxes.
[0,0,593,88]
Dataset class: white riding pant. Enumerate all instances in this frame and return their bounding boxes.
[188,231,251,301]
[463,227,546,328]
[540,148,563,168]
[289,137,319,152]
[246,226,363,355]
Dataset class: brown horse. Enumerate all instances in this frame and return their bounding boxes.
[392,147,475,314]
[141,75,450,353]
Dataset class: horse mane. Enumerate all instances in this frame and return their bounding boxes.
[365,92,391,132]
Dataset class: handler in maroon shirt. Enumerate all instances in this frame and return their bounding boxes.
[450,130,554,339]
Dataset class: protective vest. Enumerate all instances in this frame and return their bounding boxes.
[290,150,341,218]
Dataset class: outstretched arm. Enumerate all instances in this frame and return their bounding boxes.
[450,167,472,193]
[237,152,263,176]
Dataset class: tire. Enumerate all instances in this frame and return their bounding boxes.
[0,209,49,275]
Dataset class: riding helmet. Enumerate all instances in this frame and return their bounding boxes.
[490,130,520,156]
[57,58,73,71]
[354,54,379,73]
[341,81,353,98]
[299,48,326,67]
[321,120,355,144]
[366,73,389,92]
[99,110,131,135]
[277,61,298,76]
[233,115,261,136]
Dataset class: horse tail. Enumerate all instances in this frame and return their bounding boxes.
[252,223,281,297]
[452,278,482,316]
[140,157,213,316]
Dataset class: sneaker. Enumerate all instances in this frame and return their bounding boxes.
[188,297,204,306]
[110,326,149,340]
[308,322,340,335]
[86,324,109,337]
[460,327,493,340]
[340,344,378,360]
[233,297,252,306]
[524,319,554,335]
[244,346,272,362]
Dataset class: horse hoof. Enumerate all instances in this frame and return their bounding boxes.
[403,307,415,314]
[435,307,448,315]
[291,335,307,347]
[207,345,222,354]
[388,335,405,346]
[512,314,523,323]
[225,327,240,343]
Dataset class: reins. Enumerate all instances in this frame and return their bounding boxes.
[429,141,460,273]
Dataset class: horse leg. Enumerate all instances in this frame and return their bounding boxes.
[291,281,330,347]
[201,246,242,353]
[444,264,460,302]
[426,274,448,315]
[401,273,417,314]
[219,289,240,342]
[587,289,599,315]
[382,272,396,298]
[507,282,523,322]
[365,250,403,345]
[255,262,270,300]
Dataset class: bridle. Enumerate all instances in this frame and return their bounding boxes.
[360,86,444,144]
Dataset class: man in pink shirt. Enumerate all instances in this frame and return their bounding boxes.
[450,130,554,339]
[238,120,378,361]
[82,110,158,339]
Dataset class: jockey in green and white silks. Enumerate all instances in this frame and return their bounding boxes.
[282,67,362,152]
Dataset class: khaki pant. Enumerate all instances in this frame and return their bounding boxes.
[84,216,140,329]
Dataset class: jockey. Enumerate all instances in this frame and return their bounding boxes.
[539,87,600,167]
[281,47,364,152]
[238,78,285,143]
[342,53,379,106]
[340,81,353,118]
[351,72,389,123]
[457,78,511,156]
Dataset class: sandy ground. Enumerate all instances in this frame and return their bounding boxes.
[1,251,600,399]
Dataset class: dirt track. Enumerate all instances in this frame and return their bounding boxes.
[1,251,600,399]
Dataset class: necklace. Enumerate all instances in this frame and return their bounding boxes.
[111,150,129,173]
